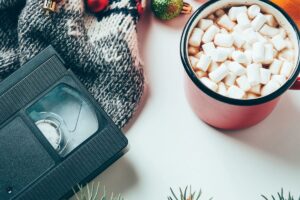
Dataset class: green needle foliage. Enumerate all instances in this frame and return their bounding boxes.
[73,182,124,200]
[72,183,299,200]
[168,187,299,200]
[168,186,213,200]
[261,188,300,200]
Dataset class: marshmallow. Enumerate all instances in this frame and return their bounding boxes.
[233,24,251,32]
[261,80,280,96]
[227,85,245,99]
[195,71,207,79]
[248,5,261,19]
[244,50,252,64]
[220,28,229,34]
[237,12,250,27]
[265,14,278,27]
[208,62,219,73]
[188,46,199,55]
[236,75,251,91]
[280,61,294,78]
[252,42,265,63]
[189,56,199,67]
[249,84,261,95]
[256,32,268,43]
[247,63,261,86]
[217,47,234,59]
[278,49,294,61]
[202,42,216,56]
[198,19,213,31]
[269,59,282,75]
[202,25,220,43]
[196,54,212,72]
[217,14,235,31]
[285,39,293,49]
[260,68,271,84]
[232,31,246,48]
[247,93,259,99]
[279,28,287,38]
[271,34,287,51]
[228,61,246,76]
[273,48,279,58]
[209,63,229,83]
[216,9,226,17]
[243,43,252,51]
[217,82,227,96]
[260,25,280,37]
[189,28,204,47]
[271,74,286,86]
[243,28,259,44]
[211,48,229,62]
[207,14,216,20]
[195,51,203,59]
[200,77,218,92]
[224,61,231,68]
[251,13,267,31]
[214,33,234,47]
[263,43,274,64]
[224,72,237,86]
[228,6,247,21]
[232,50,248,64]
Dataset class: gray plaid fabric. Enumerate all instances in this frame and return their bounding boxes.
[0,0,144,128]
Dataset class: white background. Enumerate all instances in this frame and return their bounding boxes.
[73,1,300,199]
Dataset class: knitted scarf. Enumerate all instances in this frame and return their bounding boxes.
[0,0,145,128]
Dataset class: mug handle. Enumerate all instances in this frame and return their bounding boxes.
[290,77,300,90]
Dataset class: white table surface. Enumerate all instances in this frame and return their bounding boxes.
[73,1,300,199]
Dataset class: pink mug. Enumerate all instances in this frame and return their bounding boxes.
[180,0,300,130]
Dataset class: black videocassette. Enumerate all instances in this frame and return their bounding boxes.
[0,46,128,200]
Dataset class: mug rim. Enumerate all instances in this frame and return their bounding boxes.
[180,0,300,106]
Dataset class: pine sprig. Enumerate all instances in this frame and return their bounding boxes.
[72,183,299,200]
[261,188,300,200]
[73,182,124,200]
[168,187,299,200]
[168,186,213,200]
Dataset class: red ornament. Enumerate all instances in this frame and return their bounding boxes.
[136,2,143,16]
[135,0,144,16]
[86,0,109,13]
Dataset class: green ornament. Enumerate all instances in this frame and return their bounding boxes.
[151,0,192,20]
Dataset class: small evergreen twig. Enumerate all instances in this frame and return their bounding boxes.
[168,186,213,200]
[73,182,124,200]
[261,188,300,200]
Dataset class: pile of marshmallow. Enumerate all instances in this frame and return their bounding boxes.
[188,5,295,99]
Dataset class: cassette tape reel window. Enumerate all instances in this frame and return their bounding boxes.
[27,83,99,157]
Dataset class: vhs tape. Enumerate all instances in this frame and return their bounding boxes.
[0,46,128,200]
